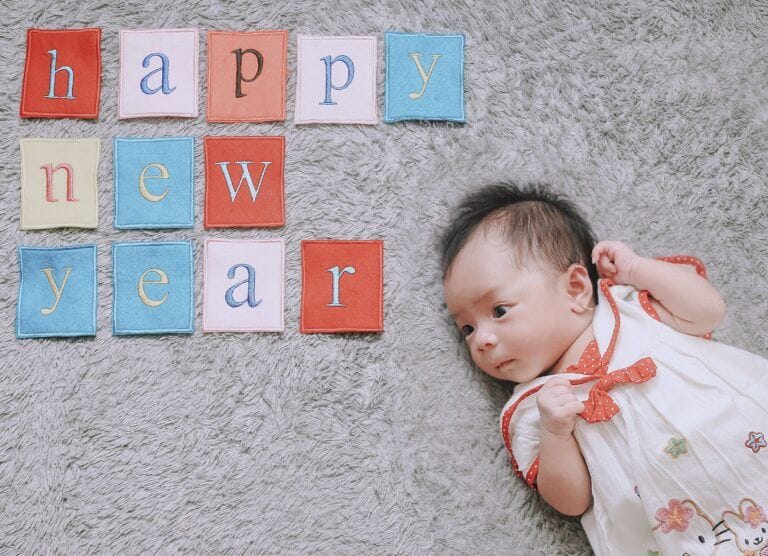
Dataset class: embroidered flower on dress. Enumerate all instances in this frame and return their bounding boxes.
[655,499,693,533]
[745,431,768,454]
[745,503,767,528]
[664,437,688,459]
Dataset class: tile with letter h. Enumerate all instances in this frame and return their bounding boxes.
[384,32,465,123]
[203,239,284,332]
[114,137,195,229]
[119,29,199,118]
[295,36,377,124]
[20,28,102,119]
[20,138,100,230]
[207,30,288,122]
[204,136,285,228]
[17,245,97,338]
[300,240,383,333]
[112,242,194,335]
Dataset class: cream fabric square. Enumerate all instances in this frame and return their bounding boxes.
[20,138,100,230]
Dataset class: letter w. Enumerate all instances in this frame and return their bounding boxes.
[215,161,271,202]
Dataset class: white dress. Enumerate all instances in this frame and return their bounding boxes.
[501,274,768,555]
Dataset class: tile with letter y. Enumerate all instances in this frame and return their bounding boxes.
[203,136,285,228]
[300,240,384,333]
[203,239,284,333]
[20,28,102,119]
[17,245,97,338]
[384,32,465,122]
[114,137,194,229]
[112,242,194,335]
[20,138,100,230]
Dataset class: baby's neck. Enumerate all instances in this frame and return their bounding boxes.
[549,318,596,375]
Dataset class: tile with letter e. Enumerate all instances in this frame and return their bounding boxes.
[384,32,465,123]
[294,36,377,124]
[16,245,97,338]
[203,239,284,333]
[112,242,194,335]
[119,29,199,118]
[204,136,285,228]
[300,240,383,333]
[207,30,288,122]
[20,28,102,119]
[114,137,194,229]
[20,138,100,230]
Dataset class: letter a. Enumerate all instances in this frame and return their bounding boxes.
[44,49,76,99]
[319,55,354,106]
[232,48,263,98]
[215,161,271,202]
[40,163,78,203]
[40,267,73,315]
[225,264,262,308]
[140,53,177,95]
[326,265,356,307]
[408,53,441,99]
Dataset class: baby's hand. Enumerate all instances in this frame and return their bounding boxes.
[591,240,640,285]
[537,377,585,437]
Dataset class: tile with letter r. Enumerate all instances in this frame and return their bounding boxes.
[20,138,100,230]
[300,239,383,333]
[119,29,199,118]
[21,28,102,119]
[16,244,97,338]
[294,35,377,124]
[114,137,194,229]
[203,238,284,333]
[384,32,465,123]
[112,241,194,335]
[204,136,285,228]
[207,30,288,122]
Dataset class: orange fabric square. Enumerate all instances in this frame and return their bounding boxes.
[20,29,101,119]
[300,240,384,333]
[206,31,287,122]
[204,136,285,228]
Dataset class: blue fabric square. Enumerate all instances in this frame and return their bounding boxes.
[17,245,97,338]
[114,137,195,229]
[112,242,194,335]
[384,32,465,123]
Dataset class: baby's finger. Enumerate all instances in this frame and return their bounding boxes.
[563,400,586,415]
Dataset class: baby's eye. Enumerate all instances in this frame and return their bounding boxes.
[460,324,474,337]
[493,305,511,318]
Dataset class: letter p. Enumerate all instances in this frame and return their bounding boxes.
[319,55,354,106]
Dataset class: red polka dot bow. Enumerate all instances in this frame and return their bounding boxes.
[579,357,657,423]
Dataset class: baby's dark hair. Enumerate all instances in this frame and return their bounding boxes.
[441,183,599,305]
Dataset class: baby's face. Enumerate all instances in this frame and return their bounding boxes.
[443,228,578,382]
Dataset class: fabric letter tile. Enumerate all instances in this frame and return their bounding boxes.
[207,30,287,122]
[295,36,377,124]
[204,136,285,228]
[112,242,194,335]
[300,240,383,333]
[17,245,97,338]
[203,239,284,332]
[20,138,100,230]
[384,32,465,123]
[20,28,102,119]
[114,137,194,229]
[119,29,198,118]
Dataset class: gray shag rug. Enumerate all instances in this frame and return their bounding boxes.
[1,0,767,553]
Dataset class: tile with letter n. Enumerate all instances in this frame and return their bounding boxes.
[114,137,194,229]
[300,239,383,333]
[20,28,102,119]
[112,242,194,335]
[384,32,465,123]
[16,245,97,338]
[204,136,285,228]
[203,238,284,333]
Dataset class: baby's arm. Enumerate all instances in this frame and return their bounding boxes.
[535,377,592,516]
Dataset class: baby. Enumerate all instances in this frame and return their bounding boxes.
[442,184,768,555]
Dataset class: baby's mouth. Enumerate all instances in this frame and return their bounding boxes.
[495,359,515,370]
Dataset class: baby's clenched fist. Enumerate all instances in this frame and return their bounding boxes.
[537,377,585,437]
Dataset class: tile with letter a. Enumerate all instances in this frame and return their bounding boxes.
[204,136,285,228]
[17,245,97,338]
[114,137,194,229]
[207,30,288,123]
[300,240,384,333]
[119,29,198,118]
[112,242,194,335]
[384,32,465,123]
[294,36,377,124]
[20,28,102,119]
[203,239,284,333]
[20,138,100,230]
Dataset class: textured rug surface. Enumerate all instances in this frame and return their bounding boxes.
[1,0,767,554]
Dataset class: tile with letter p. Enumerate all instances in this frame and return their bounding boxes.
[300,240,383,333]
[16,245,97,338]
[112,242,194,335]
